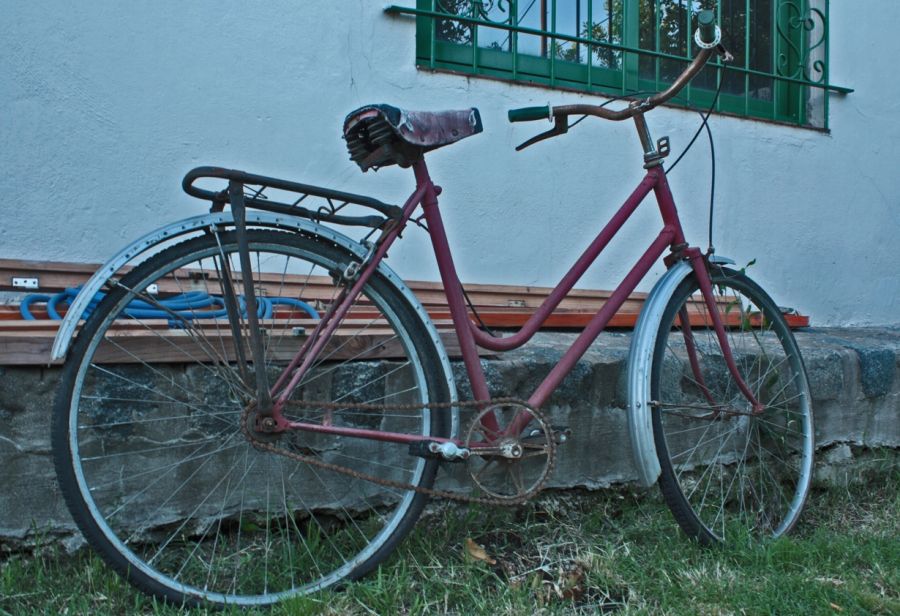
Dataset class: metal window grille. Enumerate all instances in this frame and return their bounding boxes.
[386,0,851,129]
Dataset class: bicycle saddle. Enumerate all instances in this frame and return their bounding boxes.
[344,104,483,171]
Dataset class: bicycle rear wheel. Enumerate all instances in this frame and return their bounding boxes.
[53,229,449,606]
[651,266,814,543]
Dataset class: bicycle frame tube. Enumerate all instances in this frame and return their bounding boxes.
[469,172,662,353]
[268,182,429,421]
[271,155,759,448]
[424,163,684,403]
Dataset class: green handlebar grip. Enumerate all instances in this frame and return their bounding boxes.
[697,10,716,45]
[508,106,551,122]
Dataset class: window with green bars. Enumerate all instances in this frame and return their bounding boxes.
[393,1,846,128]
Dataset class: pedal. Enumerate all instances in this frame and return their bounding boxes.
[553,426,572,444]
[525,425,571,445]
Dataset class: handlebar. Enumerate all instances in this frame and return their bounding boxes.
[508,105,552,123]
[552,46,716,121]
[507,10,728,133]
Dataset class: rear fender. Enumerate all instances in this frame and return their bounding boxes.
[51,212,460,437]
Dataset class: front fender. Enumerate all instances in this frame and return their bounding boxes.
[626,261,693,487]
[626,255,736,486]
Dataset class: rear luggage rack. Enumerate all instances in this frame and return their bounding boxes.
[182,166,402,228]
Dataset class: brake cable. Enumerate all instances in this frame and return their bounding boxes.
[562,79,725,254]
[665,71,726,253]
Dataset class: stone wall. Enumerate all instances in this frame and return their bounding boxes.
[1,328,897,549]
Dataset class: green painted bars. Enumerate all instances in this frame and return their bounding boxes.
[386,1,852,129]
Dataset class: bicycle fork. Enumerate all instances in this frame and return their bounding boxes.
[679,247,763,415]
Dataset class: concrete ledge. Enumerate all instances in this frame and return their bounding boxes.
[1,327,897,548]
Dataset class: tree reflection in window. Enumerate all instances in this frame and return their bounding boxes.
[422,0,832,127]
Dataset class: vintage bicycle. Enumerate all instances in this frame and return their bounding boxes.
[50,11,814,607]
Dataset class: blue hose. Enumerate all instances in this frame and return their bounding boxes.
[20,294,53,318]
[20,287,319,322]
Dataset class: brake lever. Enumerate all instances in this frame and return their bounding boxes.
[515,116,569,151]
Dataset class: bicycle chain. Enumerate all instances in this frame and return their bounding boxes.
[239,397,556,506]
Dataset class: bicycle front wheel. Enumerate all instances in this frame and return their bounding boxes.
[651,266,814,543]
[53,229,450,607]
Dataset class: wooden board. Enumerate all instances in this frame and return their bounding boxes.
[0,258,644,315]
[0,258,811,365]
[0,321,470,366]
[2,258,807,327]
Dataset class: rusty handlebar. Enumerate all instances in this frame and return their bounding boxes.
[508,9,731,150]
[550,46,717,123]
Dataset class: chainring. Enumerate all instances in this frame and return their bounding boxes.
[464,401,556,502]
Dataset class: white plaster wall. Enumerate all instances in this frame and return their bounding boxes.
[1,1,897,325]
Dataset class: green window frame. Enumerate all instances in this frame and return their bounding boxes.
[386,1,851,129]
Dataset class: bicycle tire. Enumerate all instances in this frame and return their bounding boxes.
[53,229,450,607]
[651,265,814,544]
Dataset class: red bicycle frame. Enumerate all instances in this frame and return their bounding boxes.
[261,154,761,447]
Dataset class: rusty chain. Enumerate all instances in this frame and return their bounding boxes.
[239,396,557,507]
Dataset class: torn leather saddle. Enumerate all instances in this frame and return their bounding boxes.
[343,104,483,171]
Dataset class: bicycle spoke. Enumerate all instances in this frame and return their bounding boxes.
[653,269,813,543]
[203,448,256,592]
[103,442,243,524]
[114,282,249,397]
[60,230,442,604]
[81,433,237,463]
[173,452,244,583]
[709,422,756,535]
[86,363,217,419]
[81,407,238,429]
[126,431,243,547]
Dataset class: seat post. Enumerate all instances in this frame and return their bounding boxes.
[412,158,434,191]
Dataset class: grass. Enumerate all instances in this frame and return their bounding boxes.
[1,449,897,615]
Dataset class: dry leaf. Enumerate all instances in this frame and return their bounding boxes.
[464,537,497,565]
[560,567,586,601]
